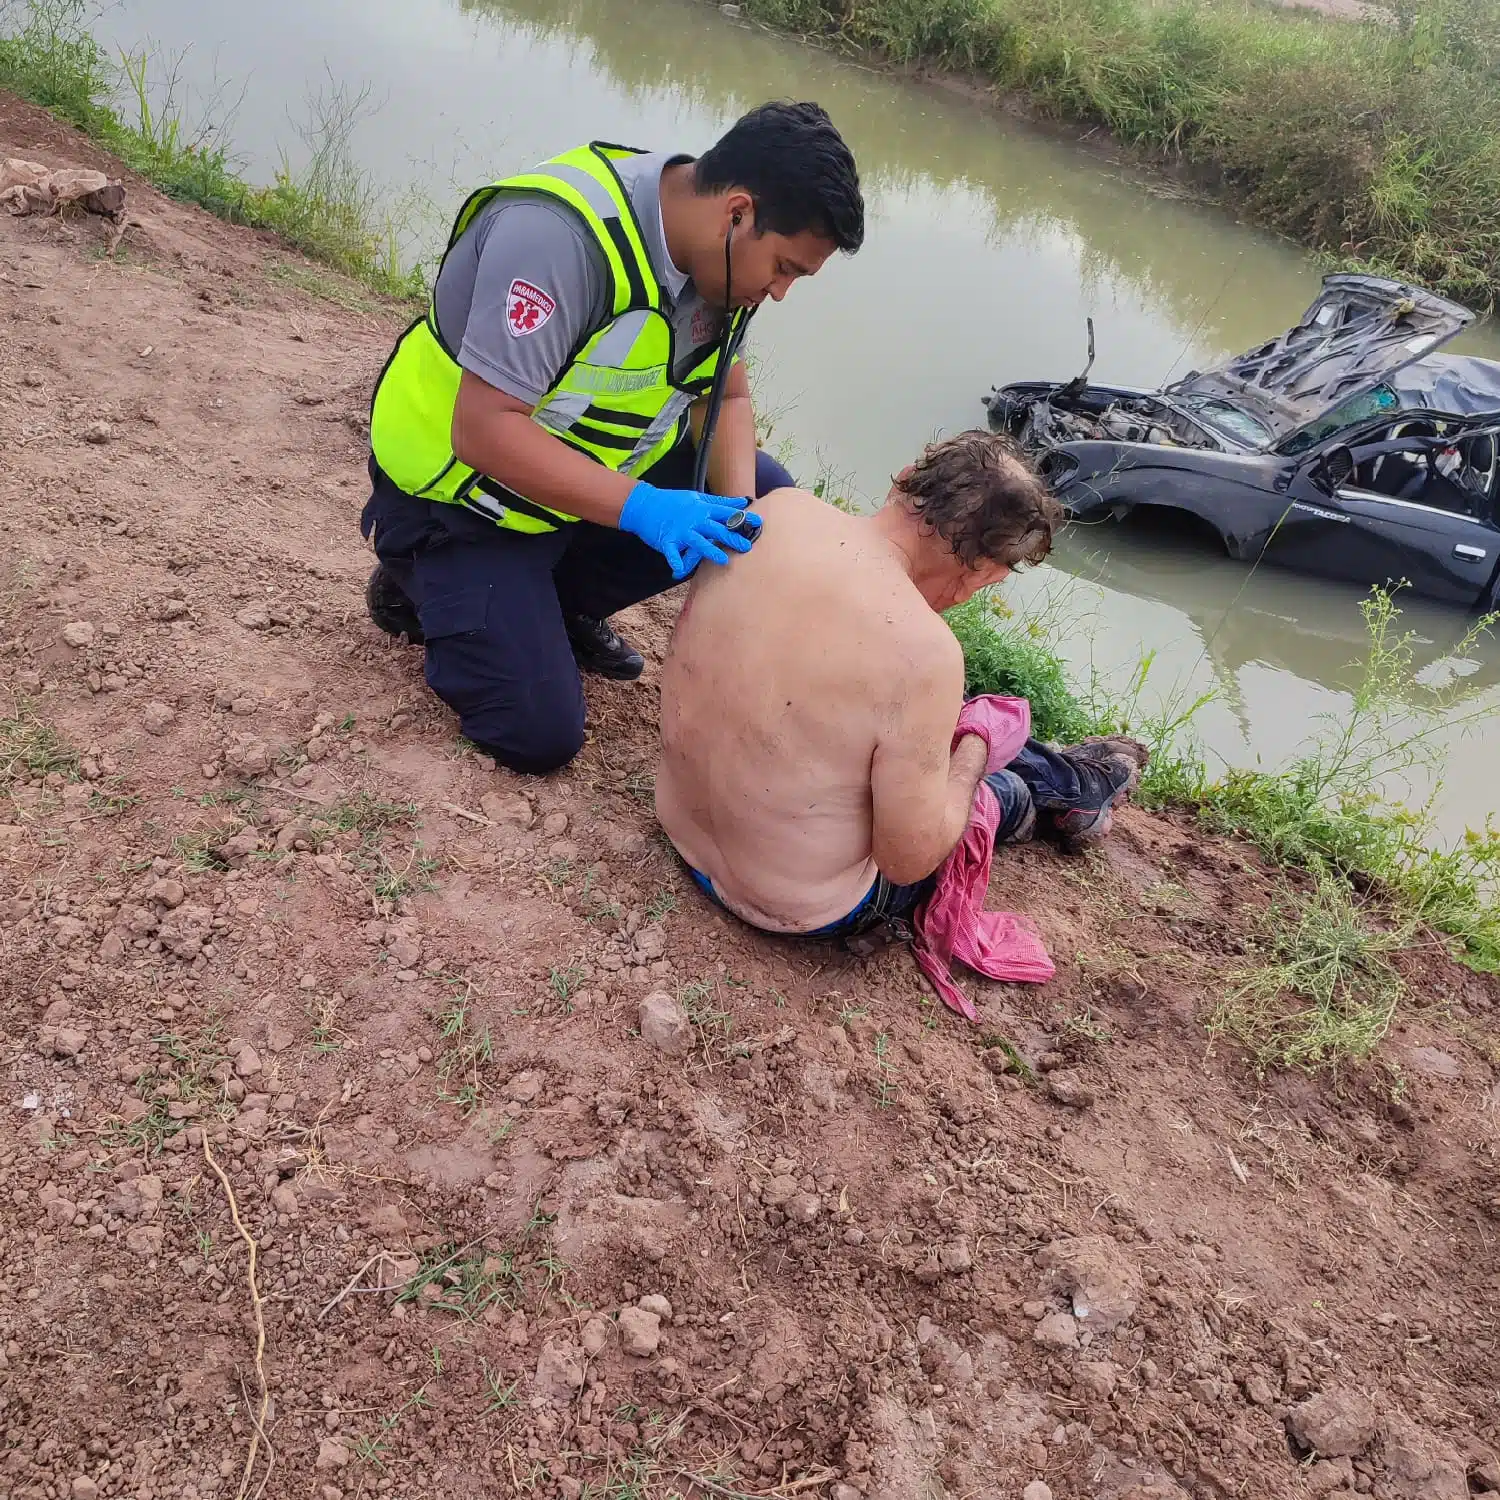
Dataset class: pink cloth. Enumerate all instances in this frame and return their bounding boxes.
[911,695,1055,1020]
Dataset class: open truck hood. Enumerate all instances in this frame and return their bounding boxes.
[1165,273,1474,446]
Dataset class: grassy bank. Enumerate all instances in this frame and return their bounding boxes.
[949,585,1500,1068]
[740,0,1500,311]
[0,0,424,297]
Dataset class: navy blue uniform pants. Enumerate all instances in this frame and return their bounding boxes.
[360,445,794,775]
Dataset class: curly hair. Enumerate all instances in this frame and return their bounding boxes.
[894,431,1061,569]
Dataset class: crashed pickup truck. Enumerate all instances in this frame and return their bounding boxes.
[984,273,1500,610]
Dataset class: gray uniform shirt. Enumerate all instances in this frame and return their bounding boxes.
[433,151,729,407]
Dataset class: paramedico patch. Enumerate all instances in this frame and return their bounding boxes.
[506,278,556,337]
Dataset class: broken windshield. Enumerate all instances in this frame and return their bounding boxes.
[1279,384,1401,456]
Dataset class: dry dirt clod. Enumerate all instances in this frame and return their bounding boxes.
[534,1338,585,1401]
[1045,1070,1096,1108]
[638,1293,673,1323]
[1038,1236,1141,1331]
[1288,1388,1379,1458]
[315,1439,349,1470]
[81,420,114,444]
[1033,1312,1079,1350]
[938,1238,973,1273]
[141,700,176,735]
[639,991,691,1056]
[61,621,95,648]
[1023,1484,1054,1500]
[582,1314,613,1356]
[71,1478,99,1500]
[618,1305,661,1357]
[235,602,272,630]
[479,791,533,828]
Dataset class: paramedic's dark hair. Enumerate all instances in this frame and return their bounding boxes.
[695,101,865,254]
[895,431,1062,569]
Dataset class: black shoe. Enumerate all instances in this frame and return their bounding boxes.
[366,565,424,644]
[565,613,644,681]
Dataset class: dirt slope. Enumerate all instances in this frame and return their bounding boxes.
[2,95,1498,1500]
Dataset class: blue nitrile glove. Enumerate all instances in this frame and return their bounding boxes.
[618,482,762,582]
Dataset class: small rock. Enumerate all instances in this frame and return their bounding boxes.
[1306,1458,1355,1497]
[505,1070,542,1103]
[1075,1360,1118,1398]
[1033,1312,1079,1350]
[785,1192,822,1224]
[219,825,263,861]
[226,738,272,777]
[639,991,691,1056]
[1038,1236,1141,1331]
[480,791,533,828]
[638,1293,673,1323]
[1045,1071,1096,1108]
[236,603,272,630]
[151,598,189,622]
[61,621,96,649]
[98,931,126,962]
[581,1315,613,1356]
[618,1306,661,1357]
[542,811,569,837]
[315,1439,349,1471]
[1243,1372,1278,1406]
[833,1487,860,1500]
[48,1027,88,1058]
[140,700,177,735]
[632,924,667,962]
[81,420,115,445]
[1023,1484,1054,1500]
[1289,1388,1379,1458]
[534,1338,585,1401]
[938,1238,972,1273]
[147,878,185,908]
[125,1224,163,1258]
[270,1184,298,1215]
[761,1174,798,1207]
[1187,1377,1221,1404]
[234,1045,263,1078]
[71,1479,100,1500]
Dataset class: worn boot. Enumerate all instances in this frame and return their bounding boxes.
[564,613,645,682]
[365,564,424,644]
[1045,736,1150,852]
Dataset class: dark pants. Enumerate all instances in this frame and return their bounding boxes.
[360,445,794,775]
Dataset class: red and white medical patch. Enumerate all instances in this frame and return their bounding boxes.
[506,278,556,337]
[690,303,719,346]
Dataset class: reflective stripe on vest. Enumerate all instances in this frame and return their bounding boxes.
[368,142,744,535]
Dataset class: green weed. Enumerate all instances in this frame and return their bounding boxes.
[397,1243,522,1320]
[739,0,1500,308]
[0,0,427,298]
[1211,875,1415,1072]
[0,701,79,786]
[872,1031,898,1108]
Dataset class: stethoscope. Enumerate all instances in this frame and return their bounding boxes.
[691,213,761,542]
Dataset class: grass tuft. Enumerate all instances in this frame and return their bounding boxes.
[740,0,1500,308]
[1211,875,1413,1072]
[0,0,427,297]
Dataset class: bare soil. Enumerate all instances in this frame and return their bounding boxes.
[3,94,1499,1500]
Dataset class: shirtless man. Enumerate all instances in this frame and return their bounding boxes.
[656,430,1139,937]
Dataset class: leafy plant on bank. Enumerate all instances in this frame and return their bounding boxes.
[0,0,426,297]
[738,0,1500,309]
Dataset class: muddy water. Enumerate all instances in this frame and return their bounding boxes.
[104,0,1500,837]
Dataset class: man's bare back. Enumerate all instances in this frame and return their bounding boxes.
[656,487,964,932]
